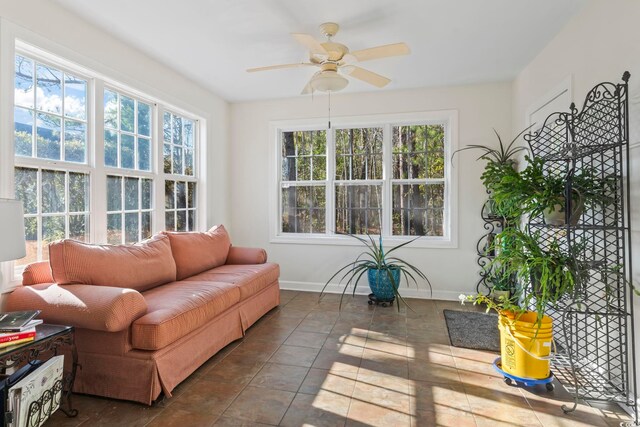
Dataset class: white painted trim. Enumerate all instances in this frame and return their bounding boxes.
[526,74,573,130]
[279,280,462,301]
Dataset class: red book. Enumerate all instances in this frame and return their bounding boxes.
[0,331,36,345]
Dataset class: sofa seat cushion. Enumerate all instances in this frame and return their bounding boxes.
[183,263,280,301]
[132,281,240,350]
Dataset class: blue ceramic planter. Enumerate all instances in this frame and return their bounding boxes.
[367,268,400,301]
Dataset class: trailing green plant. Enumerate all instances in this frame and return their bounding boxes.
[490,156,615,222]
[320,233,432,310]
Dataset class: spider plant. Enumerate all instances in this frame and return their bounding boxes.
[451,126,533,165]
[320,233,433,310]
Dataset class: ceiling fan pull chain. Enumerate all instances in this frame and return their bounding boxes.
[328,91,331,129]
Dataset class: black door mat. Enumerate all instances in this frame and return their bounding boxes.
[443,309,500,352]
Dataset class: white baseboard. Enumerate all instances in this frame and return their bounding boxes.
[279,280,463,301]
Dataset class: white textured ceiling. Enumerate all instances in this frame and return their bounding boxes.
[53,0,587,102]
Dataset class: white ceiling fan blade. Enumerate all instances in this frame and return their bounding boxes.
[343,66,390,88]
[291,33,328,56]
[349,42,410,62]
[246,63,314,73]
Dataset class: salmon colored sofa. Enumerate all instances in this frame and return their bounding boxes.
[4,225,280,405]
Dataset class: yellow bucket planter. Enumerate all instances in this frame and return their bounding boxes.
[499,311,553,379]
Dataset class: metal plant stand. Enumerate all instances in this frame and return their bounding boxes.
[476,198,504,293]
[523,72,637,423]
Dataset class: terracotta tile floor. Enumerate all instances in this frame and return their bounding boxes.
[46,290,633,426]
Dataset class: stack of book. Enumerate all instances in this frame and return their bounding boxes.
[0,310,42,349]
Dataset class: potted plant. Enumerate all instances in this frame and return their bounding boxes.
[321,234,432,309]
[451,127,532,222]
[491,156,614,226]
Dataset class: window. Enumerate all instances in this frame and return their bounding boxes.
[10,47,203,273]
[273,112,457,246]
[163,111,197,231]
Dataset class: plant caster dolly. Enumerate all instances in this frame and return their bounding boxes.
[493,357,554,390]
[368,293,395,307]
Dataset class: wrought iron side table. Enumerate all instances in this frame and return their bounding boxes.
[0,324,78,426]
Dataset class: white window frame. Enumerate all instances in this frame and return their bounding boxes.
[0,33,206,291]
[269,111,459,249]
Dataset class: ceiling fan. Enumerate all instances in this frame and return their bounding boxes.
[247,22,410,94]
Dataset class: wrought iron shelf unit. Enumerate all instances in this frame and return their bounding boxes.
[523,72,637,421]
[476,199,505,293]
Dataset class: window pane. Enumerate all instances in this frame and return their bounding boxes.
[172,114,182,145]
[124,177,139,211]
[138,102,151,136]
[281,186,326,234]
[392,183,444,236]
[163,144,172,173]
[104,89,118,129]
[176,210,187,232]
[14,107,33,157]
[107,175,122,211]
[41,170,66,213]
[104,130,118,167]
[163,111,171,142]
[335,128,383,180]
[69,214,89,241]
[165,181,175,209]
[173,146,183,175]
[281,130,326,181]
[176,181,186,209]
[184,119,194,148]
[107,213,122,244]
[64,119,86,163]
[188,210,196,231]
[36,113,61,160]
[15,55,34,109]
[165,211,175,231]
[141,179,152,210]
[69,172,89,212]
[18,217,38,266]
[125,212,138,243]
[36,64,62,114]
[121,134,135,169]
[184,149,194,176]
[141,211,152,240]
[42,215,65,246]
[120,95,134,132]
[138,137,150,171]
[15,167,37,214]
[335,185,382,235]
[187,182,196,209]
[64,74,86,120]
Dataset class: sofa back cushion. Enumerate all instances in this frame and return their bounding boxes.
[162,225,231,280]
[49,234,176,292]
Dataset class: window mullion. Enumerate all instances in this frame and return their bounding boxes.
[154,105,165,234]
[326,127,335,235]
[93,79,108,244]
[382,123,392,237]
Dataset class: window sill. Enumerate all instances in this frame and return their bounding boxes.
[270,234,458,249]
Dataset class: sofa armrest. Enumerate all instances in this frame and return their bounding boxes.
[5,283,147,332]
[225,246,267,265]
[22,261,54,285]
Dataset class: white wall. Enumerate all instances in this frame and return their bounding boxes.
[230,83,512,300]
[512,0,640,405]
[0,0,230,228]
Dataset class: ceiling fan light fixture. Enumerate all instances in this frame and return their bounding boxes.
[310,71,349,92]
